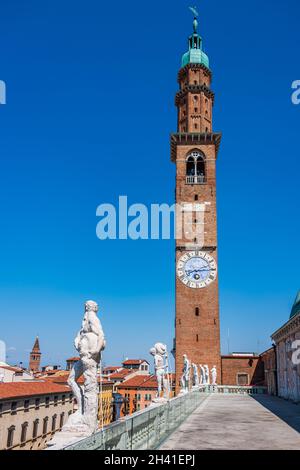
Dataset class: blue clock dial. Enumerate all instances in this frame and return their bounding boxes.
[185,257,211,282]
[177,251,217,289]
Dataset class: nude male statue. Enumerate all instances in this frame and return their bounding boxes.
[66,300,105,433]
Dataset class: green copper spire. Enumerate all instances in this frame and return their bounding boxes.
[290,291,300,319]
[181,6,210,69]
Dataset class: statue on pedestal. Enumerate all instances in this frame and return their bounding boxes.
[199,364,206,385]
[150,343,169,401]
[204,364,210,385]
[211,365,217,385]
[180,354,191,394]
[192,363,199,387]
[64,300,105,434]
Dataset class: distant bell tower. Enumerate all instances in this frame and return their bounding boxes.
[172,9,222,392]
[29,336,41,372]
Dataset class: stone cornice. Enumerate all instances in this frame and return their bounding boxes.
[170,132,222,162]
[178,63,212,83]
[271,312,300,343]
[175,84,215,106]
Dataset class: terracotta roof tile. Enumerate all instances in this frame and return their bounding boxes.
[117,374,157,389]
[0,382,71,400]
[122,359,149,366]
[109,369,133,380]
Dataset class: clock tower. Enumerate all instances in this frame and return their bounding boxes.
[172,12,222,391]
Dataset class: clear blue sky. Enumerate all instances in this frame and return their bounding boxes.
[0,0,299,370]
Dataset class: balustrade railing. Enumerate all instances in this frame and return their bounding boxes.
[61,385,267,451]
[186,175,206,184]
[64,389,209,451]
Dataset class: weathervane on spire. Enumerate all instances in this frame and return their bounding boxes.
[189,6,199,18]
[189,6,199,33]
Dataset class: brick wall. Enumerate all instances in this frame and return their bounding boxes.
[221,356,265,386]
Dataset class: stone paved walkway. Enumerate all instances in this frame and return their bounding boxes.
[160,394,300,450]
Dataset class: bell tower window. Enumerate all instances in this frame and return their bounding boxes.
[186,151,206,184]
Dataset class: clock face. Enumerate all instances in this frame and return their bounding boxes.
[177,251,217,289]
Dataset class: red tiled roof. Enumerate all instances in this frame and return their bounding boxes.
[0,365,23,373]
[109,369,133,380]
[103,366,121,372]
[122,359,149,366]
[66,357,80,362]
[117,374,157,389]
[44,373,113,387]
[0,382,71,400]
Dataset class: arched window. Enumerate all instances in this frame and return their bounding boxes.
[186,151,206,184]
[186,156,195,177]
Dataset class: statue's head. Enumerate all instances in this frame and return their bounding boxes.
[154,343,167,356]
[149,347,156,356]
[85,300,99,313]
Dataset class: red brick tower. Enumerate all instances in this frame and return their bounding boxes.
[29,336,41,372]
[172,12,222,392]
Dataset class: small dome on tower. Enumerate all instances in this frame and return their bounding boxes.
[181,11,210,69]
[290,291,300,319]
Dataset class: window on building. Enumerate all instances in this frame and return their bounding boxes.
[35,398,40,410]
[195,307,200,317]
[54,395,58,407]
[237,374,249,386]
[43,417,48,435]
[45,396,50,408]
[62,394,65,405]
[32,419,39,439]
[196,334,199,342]
[21,422,28,444]
[186,151,206,183]
[24,399,30,412]
[194,194,198,201]
[194,123,198,130]
[60,412,65,429]
[7,426,15,448]
[11,401,17,414]
[52,414,57,432]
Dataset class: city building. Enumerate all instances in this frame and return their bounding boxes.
[117,374,175,417]
[172,10,222,392]
[0,381,73,450]
[102,366,122,377]
[116,375,158,416]
[122,359,149,373]
[271,292,300,403]
[66,357,80,371]
[45,371,115,427]
[260,347,277,396]
[0,365,33,383]
[29,337,41,373]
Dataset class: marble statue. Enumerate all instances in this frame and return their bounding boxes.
[180,354,191,393]
[64,300,105,434]
[47,300,105,449]
[211,365,217,385]
[192,363,199,387]
[204,364,210,385]
[199,364,205,385]
[150,343,169,401]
